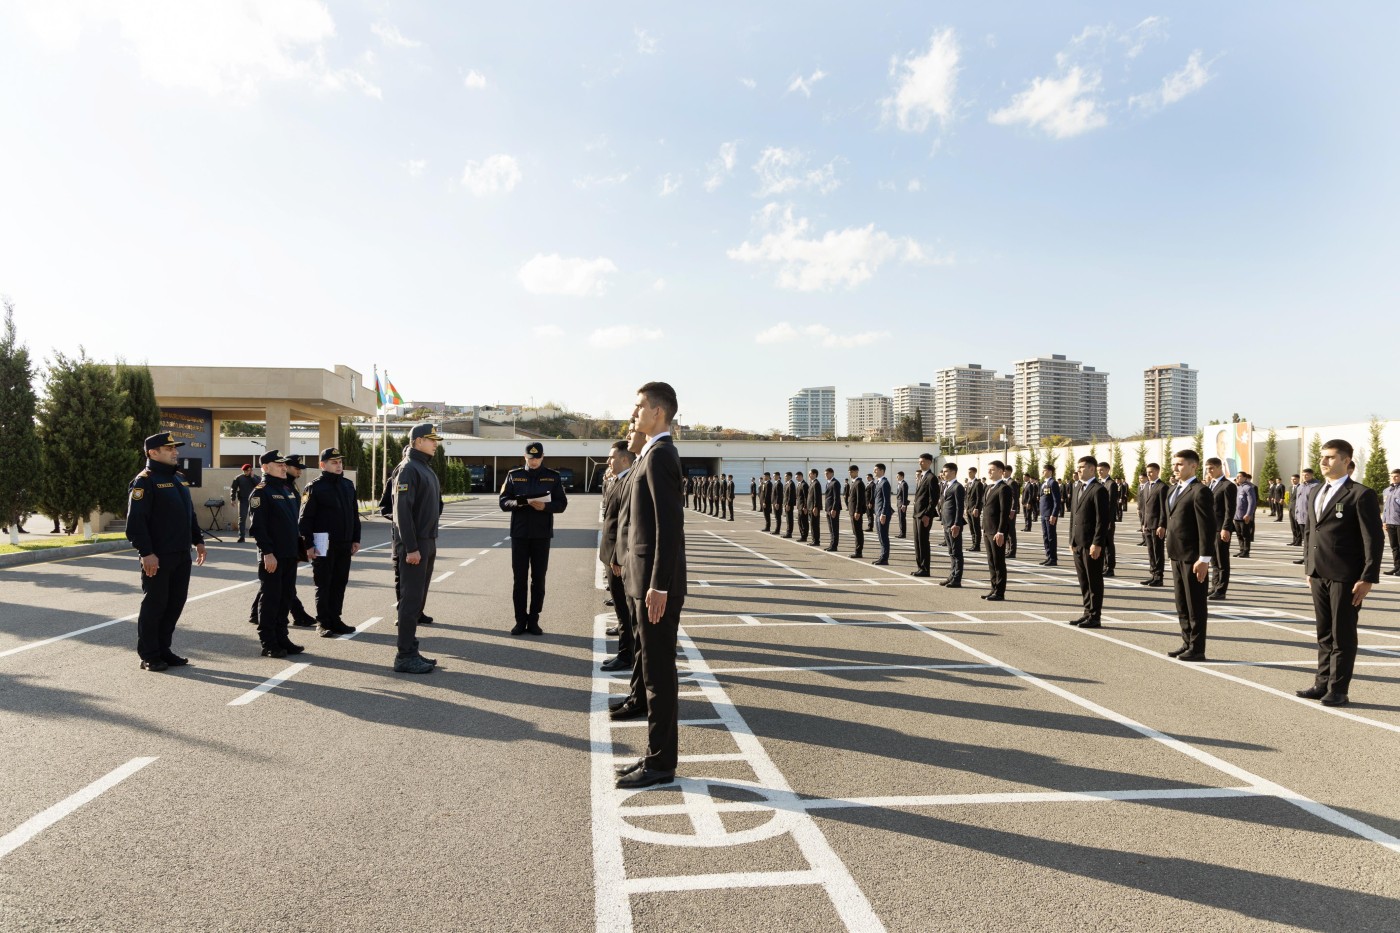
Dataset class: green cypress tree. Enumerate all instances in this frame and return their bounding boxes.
[114,361,161,481]
[37,351,132,535]
[1133,442,1148,482]
[1362,418,1390,496]
[1013,452,1025,480]
[0,301,42,542]
[1061,442,1075,487]
[1194,428,1205,459]
[1308,433,1322,476]
[1110,441,1124,481]
[431,442,448,486]
[1259,429,1280,486]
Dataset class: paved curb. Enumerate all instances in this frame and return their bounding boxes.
[0,539,134,569]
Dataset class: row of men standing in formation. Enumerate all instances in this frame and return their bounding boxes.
[686,474,735,520]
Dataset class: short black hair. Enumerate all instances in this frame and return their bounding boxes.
[610,440,628,451]
[825,467,834,474]
[919,452,933,461]
[989,460,1006,471]
[1147,462,1160,470]
[896,471,904,477]
[875,463,886,471]
[1041,464,1054,472]
[1291,473,1300,479]
[942,462,957,472]
[1302,468,1314,476]
[1205,457,1222,467]
[849,465,860,473]
[636,381,678,422]
[1097,461,1110,470]
[1175,449,1201,464]
[1322,438,1354,459]
[1077,455,1097,468]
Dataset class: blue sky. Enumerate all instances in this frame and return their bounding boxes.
[1,2,1395,435]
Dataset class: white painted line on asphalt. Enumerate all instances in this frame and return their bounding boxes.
[492,541,502,547]
[816,615,840,625]
[339,617,381,641]
[478,549,489,555]
[0,579,258,660]
[702,529,829,587]
[0,757,158,861]
[609,718,726,729]
[737,615,761,626]
[892,613,1400,856]
[432,571,454,584]
[701,662,997,675]
[227,663,311,706]
[459,558,475,568]
[625,870,822,894]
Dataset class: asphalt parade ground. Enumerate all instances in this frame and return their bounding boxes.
[3,498,1400,932]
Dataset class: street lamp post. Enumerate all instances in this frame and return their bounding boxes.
[984,417,990,453]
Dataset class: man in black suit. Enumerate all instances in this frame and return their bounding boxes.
[1039,465,1061,566]
[980,460,1014,600]
[1205,458,1236,600]
[758,471,772,531]
[1068,456,1111,627]
[1005,474,1020,559]
[1095,462,1118,577]
[1021,474,1039,532]
[1296,439,1384,706]
[870,463,894,565]
[965,467,985,551]
[864,474,876,532]
[823,467,841,552]
[845,465,866,558]
[1138,463,1167,586]
[614,382,687,790]
[911,454,938,577]
[598,440,635,673]
[805,469,823,547]
[726,474,735,521]
[750,477,758,511]
[938,462,966,587]
[782,471,796,538]
[895,471,909,538]
[1164,450,1216,660]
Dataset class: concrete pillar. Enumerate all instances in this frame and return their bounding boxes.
[319,418,338,457]
[211,419,223,467]
[265,403,292,457]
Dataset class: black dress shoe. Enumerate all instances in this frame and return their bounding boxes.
[609,696,633,712]
[419,614,434,625]
[615,758,645,778]
[851,552,863,559]
[1177,652,1207,662]
[1067,616,1087,626]
[943,580,961,588]
[161,653,189,666]
[983,593,1004,601]
[1103,570,1115,578]
[605,599,615,607]
[139,658,169,672]
[510,622,527,636]
[1295,685,1327,699]
[910,571,930,577]
[1076,619,1102,629]
[1043,561,1057,567]
[1140,578,1163,586]
[824,547,838,552]
[284,643,305,655]
[1320,692,1349,707]
[247,617,258,625]
[526,623,543,636]
[871,559,889,566]
[616,767,675,789]
[605,626,620,636]
[600,653,633,672]
[1207,592,1226,601]
[292,617,317,628]
[261,647,288,659]
[609,702,647,721]
[1292,559,1304,564]
[1167,645,1189,658]
[236,536,245,543]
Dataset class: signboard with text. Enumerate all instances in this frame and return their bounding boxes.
[161,408,213,466]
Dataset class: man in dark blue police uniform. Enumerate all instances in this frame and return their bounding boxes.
[248,454,317,628]
[126,432,207,671]
[299,447,361,637]
[229,464,257,542]
[499,441,569,635]
[248,450,306,659]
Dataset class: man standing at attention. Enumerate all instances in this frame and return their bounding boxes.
[1233,471,1258,558]
[126,432,207,671]
[1164,450,1215,661]
[845,465,866,558]
[229,463,258,543]
[1068,456,1111,627]
[806,469,823,548]
[599,440,635,673]
[823,467,841,552]
[1383,469,1400,576]
[895,470,909,539]
[614,382,687,790]
[938,462,965,588]
[911,453,938,578]
[500,441,570,635]
[1039,464,1061,567]
[297,447,360,638]
[965,467,985,552]
[1138,463,1167,587]
[1205,457,1237,600]
[1297,439,1384,706]
[392,423,443,673]
[870,463,893,565]
[980,460,1014,600]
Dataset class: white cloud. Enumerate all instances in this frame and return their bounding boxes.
[755,321,890,348]
[659,173,682,197]
[518,254,618,297]
[739,77,757,89]
[532,324,565,339]
[371,21,422,49]
[635,27,657,55]
[589,325,662,349]
[652,278,667,292]
[786,69,826,98]
[22,0,378,104]
[460,154,522,196]
[727,204,932,291]
[882,28,960,132]
[463,69,488,90]
[989,66,1107,139]
[907,179,922,192]
[1130,51,1215,111]
[753,147,840,197]
[401,159,426,177]
[1122,16,1168,59]
[704,141,739,191]
[573,171,631,189]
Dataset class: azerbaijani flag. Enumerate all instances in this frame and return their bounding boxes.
[385,373,405,406]
[374,368,387,408]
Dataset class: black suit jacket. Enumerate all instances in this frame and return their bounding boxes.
[966,479,985,510]
[806,478,822,511]
[913,471,939,519]
[783,480,796,509]
[1138,479,1167,529]
[621,437,687,600]
[1210,478,1238,535]
[1069,480,1111,548]
[759,481,772,509]
[1304,478,1384,583]
[982,481,1014,537]
[598,472,630,566]
[896,480,909,508]
[824,478,841,513]
[939,481,966,528]
[845,477,866,516]
[1165,479,1215,563]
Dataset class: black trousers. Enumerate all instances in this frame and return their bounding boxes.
[605,566,633,657]
[256,555,298,650]
[727,497,734,520]
[875,516,890,560]
[396,539,436,654]
[1309,576,1360,695]
[1289,513,1303,545]
[987,536,1007,595]
[511,537,552,623]
[250,577,314,624]
[1172,559,1208,653]
[914,517,932,573]
[827,513,839,549]
[849,514,864,553]
[1103,529,1116,572]
[784,508,794,536]
[797,507,809,540]
[136,552,191,662]
[311,541,353,624]
[1006,520,1017,558]
[866,509,874,531]
[968,513,982,550]
[762,506,772,531]
[809,510,821,547]
[1072,545,1105,620]
[897,508,907,537]
[629,593,683,772]
[1146,531,1165,580]
[1388,525,1400,572]
[1042,517,1058,563]
[1210,534,1231,594]
[751,493,757,511]
[1236,518,1254,555]
[237,501,250,538]
[943,526,963,581]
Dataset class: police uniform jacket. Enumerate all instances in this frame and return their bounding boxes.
[499,464,569,538]
[125,459,202,557]
[1039,479,1062,519]
[395,449,442,553]
[249,475,303,559]
[230,472,258,505]
[298,471,362,545]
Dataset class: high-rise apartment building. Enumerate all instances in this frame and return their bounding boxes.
[1012,354,1109,447]
[787,386,836,438]
[1144,364,1197,438]
[846,393,893,440]
[934,364,1010,442]
[892,383,936,434]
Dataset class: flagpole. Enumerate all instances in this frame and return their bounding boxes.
[382,369,391,495]
[371,365,379,503]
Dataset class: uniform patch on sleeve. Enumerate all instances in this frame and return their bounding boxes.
[398,483,409,492]
[131,488,144,501]
[250,496,261,508]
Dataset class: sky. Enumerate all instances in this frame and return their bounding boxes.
[1,2,1396,437]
